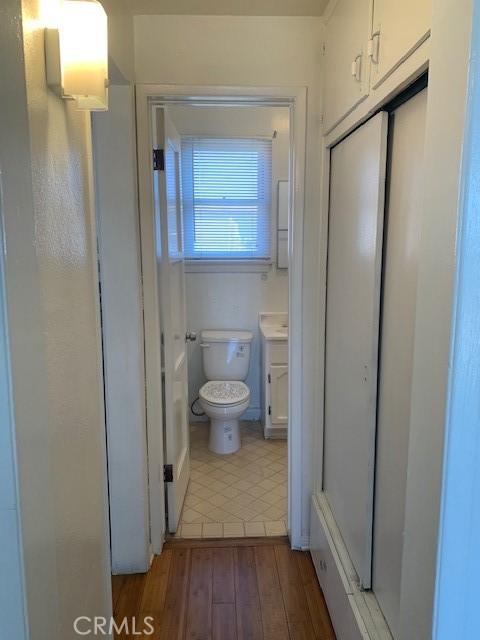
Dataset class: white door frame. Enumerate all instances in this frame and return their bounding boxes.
[136,84,307,552]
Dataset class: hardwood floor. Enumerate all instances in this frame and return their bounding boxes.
[112,538,336,639]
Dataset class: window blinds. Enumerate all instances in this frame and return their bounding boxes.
[181,137,272,260]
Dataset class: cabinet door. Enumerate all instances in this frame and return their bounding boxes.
[323,0,372,133]
[324,112,388,589]
[370,0,431,90]
[270,364,288,425]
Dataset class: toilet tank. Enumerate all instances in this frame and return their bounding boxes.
[201,330,253,381]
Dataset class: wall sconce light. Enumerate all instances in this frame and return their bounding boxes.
[45,0,108,111]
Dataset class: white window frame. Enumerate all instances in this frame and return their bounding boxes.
[181,136,273,267]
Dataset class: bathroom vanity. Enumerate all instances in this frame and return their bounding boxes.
[259,313,288,439]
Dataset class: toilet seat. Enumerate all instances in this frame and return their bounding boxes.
[199,380,250,407]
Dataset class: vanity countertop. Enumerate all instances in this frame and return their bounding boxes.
[259,312,288,341]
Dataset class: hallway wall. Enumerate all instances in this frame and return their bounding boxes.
[134,13,324,546]
[0,0,112,637]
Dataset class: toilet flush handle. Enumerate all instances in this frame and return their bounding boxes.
[186,331,197,342]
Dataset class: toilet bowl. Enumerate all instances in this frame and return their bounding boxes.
[199,381,250,454]
[199,330,253,454]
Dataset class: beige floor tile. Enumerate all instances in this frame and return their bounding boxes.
[202,522,223,538]
[261,491,284,506]
[191,485,216,500]
[222,485,241,499]
[178,423,287,536]
[181,523,202,538]
[263,505,285,520]
[245,484,268,499]
[244,522,266,537]
[180,508,204,523]
[265,521,287,536]
[235,479,253,491]
[209,508,241,522]
[224,522,245,537]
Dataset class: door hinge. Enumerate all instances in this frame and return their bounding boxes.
[268,405,271,415]
[153,148,165,171]
[163,464,173,483]
[268,373,271,383]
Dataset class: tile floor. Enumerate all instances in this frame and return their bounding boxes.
[175,422,288,539]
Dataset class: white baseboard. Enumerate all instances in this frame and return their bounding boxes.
[310,493,392,640]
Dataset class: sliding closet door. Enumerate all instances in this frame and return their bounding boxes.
[324,112,388,588]
[372,88,427,637]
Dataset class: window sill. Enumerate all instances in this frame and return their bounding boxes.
[185,260,273,274]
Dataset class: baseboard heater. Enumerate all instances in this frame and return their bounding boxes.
[310,493,392,640]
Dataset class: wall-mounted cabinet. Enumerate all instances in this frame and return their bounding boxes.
[323,0,372,133]
[277,181,289,269]
[370,0,431,90]
[323,0,432,134]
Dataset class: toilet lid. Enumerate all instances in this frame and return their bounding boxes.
[199,381,250,406]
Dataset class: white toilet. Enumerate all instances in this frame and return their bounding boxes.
[198,329,253,454]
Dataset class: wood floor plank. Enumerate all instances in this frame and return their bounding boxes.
[113,573,148,639]
[137,550,172,635]
[213,603,237,640]
[186,548,213,640]
[274,546,316,638]
[254,546,289,640]
[158,548,191,640]
[296,552,336,640]
[112,540,335,640]
[288,621,317,640]
[165,536,289,550]
[111,575,127,614]
[213,547,235,604]
[234,547,263,640]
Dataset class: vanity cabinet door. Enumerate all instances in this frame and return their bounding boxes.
[270,364,288,426]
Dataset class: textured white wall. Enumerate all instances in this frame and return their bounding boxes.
[135,15,324,541]
[0,1,112,637]
[0,7,31,636]
[167,105,290,419]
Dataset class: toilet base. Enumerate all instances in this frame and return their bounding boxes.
[209,418,241,455]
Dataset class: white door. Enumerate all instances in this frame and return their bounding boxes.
[372,88,427,637]
[323,111,388,588]
[152,107,190,533]
[270,364,288,425]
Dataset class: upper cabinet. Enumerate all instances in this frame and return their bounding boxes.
[370,0,432,89]
[323,0,432,134]
[323,0,372,133]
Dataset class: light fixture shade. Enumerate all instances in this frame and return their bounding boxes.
[46,0,108,110]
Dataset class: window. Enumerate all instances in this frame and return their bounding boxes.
[181,137,272,261]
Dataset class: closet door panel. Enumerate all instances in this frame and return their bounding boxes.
[372,88,427,637]
[324,112,388,589]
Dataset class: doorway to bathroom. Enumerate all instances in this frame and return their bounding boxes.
[136,86,307,550]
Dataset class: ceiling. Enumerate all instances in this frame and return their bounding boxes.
[123,0,329,16]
